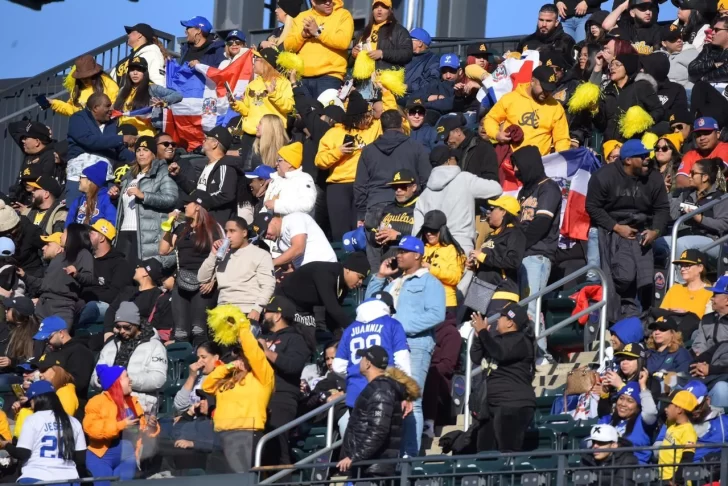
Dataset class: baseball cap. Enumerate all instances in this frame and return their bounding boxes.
[26,176,62,199]
[343,226,367,252]
[115,301,141,326]
[125,23,155,41]
[684,380,708,404]
[33,316,67,340]
[41,233,62,246]
[422,210,447,231]
[629,0,654,7]
[245,165,276,180]
[190,190,213,211]
[410,28,432,46]
[254,47,281,68]
[672,249,705,266]
[20,121,52,144]
[367,291,396,314]
[342,251,370,277]
[138,258,164,285]
[405,99,426,112]
[181,16,213,34]
[25,380,55,400]
[532,66,558,92]
[387,169,416,185]
[660,390,698,412]
[587,424,619,443]
[617,382,642,406]
[661,24,682,43]
[606,27,628,39]
[429,145,458,167]
[487,195,521,217]
[707,275,728,294]
[501,302,529,330]
[620,139,650,159]
[36,350,69,372]
[396,235,425,255]
[263,295,296,319]
[118,124,138,136]
[439,53,460,70]
[540,50,567,70]
[0,237,15,257]
[90,219,117,241]
[204,126,233,151]
[467,42,488,57]
[648,316,679,332]
[226,30,246,42]
[435,113,467,142]
[356,345,389,370]
[252,211,272,238]
[317,89,345,109]
[127,56,148,72]
[615,342,647,359]
[693,116,720,132]
[2,297,34,317]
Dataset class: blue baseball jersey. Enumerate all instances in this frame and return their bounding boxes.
[336,314,409,407]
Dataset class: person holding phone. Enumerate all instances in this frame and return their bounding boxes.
[45,55,119,117]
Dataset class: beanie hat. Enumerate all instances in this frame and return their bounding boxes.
[617,381,642,407]
[81,161,109,187]
[343,251,371,277]
[0,200,20,233]
[115,301,141,326]
[602,140,622,159]
[639,53,669,83]
[616,53,640,78]
[95,364,125,391]
[346,91,370,116]
[277,0,302,17]
[659,132,684,154]
[277,142,304,169]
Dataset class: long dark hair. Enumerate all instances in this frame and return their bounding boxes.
[7,311,40,360]
[31,392,76,462]
[358,6,398,45]
[113,68,152,112]
[343,113,371,132]
[197,341,222,357]
[579,43,602,81]
[64,223,92,263]
[72,72,107,106]
[618,357,645,382]
[610,403,639,438]
[416,224,466,257]
[695,158,727,192]
[318,340,339,376]
[682,10,711,44]
[81,182,99,226]
[181,204,221,254]
[585,18,606,44]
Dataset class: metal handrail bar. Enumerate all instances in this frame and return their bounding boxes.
[254,393,346,467]
[668,193,728,288]
[257,439,343,485]
[463,264,608,430]
[14,478,118,486]
[699,233,728,253]
[0,90,67,125]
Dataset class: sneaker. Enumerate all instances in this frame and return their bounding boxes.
[422,421,435,439]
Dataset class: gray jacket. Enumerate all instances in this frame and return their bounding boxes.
[115,159,178,264]
[692,312,728,355]
[659,47,699,90]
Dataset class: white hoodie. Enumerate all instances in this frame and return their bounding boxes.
[264,169,317,216]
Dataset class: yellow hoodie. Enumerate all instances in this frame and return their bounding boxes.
[202,326,275,432]
[116,87,155,137]
[50,75,119,117]
[283,0,355,80]
[424,243,466,307]
[232,75,294,135]
[483,84,570,156]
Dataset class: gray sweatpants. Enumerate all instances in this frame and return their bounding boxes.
[219,429,257,473]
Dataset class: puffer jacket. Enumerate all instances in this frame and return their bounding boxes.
[353,21,413,70]
[115,159,178,263]
[692,312,728,356]
[688,43,728,84]
[264,169,317,216]
[423,243,465,308]
[404,51,441,96]
[112,43,167,87]
[341,368,420,477]
[179,38,227,67]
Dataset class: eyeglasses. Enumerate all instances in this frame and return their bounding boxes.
[714,27,728,33]
[391,184,412,191]
[654,145,671,152]
[114,324,133,331]
[226,40,244,46]
[409,109,426,117]
[672,123,687,131]
[313,0,334,4]
[591,440,613,447]
[690,171,706,177]
[157,141,177,148]
[677,262,697,268]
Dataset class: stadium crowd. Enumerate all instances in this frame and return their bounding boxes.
[5,0,728,483]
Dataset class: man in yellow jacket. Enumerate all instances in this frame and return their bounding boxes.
[484,65,570,156]
[284,0,354,98]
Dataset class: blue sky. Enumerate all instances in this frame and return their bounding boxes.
[0,0,677,79]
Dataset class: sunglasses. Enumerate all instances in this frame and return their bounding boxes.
[226,40,244,46]
[672,123,687,131]
[409,109,426,117]
[114,324,134,331]
[654,145,671,152]
[391,184,412,191]
[157,141,177,148]
[591,440,613,447]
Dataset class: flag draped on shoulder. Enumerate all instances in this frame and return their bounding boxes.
[478,51,540,110]
[163,50,254,150]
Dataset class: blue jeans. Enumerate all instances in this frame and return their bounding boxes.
[86,440,136,486]
[402,334,435,457]
[561,14,591,44]
[18,480,76,486]
[654,235,718,283]
[519,255,552,356]
[76,301,109,329]
[586,227,600,282]
[301,75,343,99]
[709,381,728,408]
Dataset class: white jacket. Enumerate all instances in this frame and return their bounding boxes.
[264,169,317,216]
[91,329,168,413]
[112,44,167,87]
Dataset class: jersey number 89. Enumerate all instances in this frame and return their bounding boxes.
[350,335,382,364]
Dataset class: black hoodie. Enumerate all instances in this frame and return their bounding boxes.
[12,216,45,279]
[293,85,333,188]
[511,146,562,260]
[616,7,662,55]
[580,439,638,486]
[354,130,431,220]
[638,54,689,120]
[516,23,576,67]
[81,248,135,304]
[595,74,665,142]
[454,130,499,181]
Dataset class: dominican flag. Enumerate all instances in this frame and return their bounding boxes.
[500,148,601,241]
[163,51,254,150]
[111,106,154,119]
[478,51,540,110]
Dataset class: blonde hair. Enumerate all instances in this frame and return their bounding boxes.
[647,329,684,353]
[254,114,290,168]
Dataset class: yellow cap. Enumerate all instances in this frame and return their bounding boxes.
[374,0,393,7]
[602,140,622,159]
[41,233,62,245]
[666,390,698,412]
[659,132,684,154]
[720,0,728,10]
[277,142,304,169]
[90,219,117,241]
[487,195,520,216]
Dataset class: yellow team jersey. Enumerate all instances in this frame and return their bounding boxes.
[659,422,697,480]
[660,284,713,318]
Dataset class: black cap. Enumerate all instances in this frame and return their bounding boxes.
[118,124,139,136]
[648,316,679,332]
[356,345,389,370]
[2,296,35,317]
[629,0,654,6]
[205,126,233,151]
[605,27,629,39]
[190,190,213,210]
[36,349,69,372]
[435,113,467,142]
[323,105,345,124]
[661,24,682,43]
[429,145,457,167]
[369,291,395,314]
[127,55,149,72]
[422,209,447,230]
[255,47,280,68]
[387,169,416,185]
[27,176,62,199]
[342,251,370,277]
[671,0,710,9]
[540,50,567,70]
[139,258,164,285]
[134,135,156,152]
[406,99,426,112]
[532,66,558,92]
[669,108,692,126]
[125,23,155,41]
[263,295,296,320]
[467,42,488,57]
[346,91,370,116]
[278,0,303,17]
[21,121,52,144]
[672,249,705,266]
[615,342,647,359]
[252,211,272,238]
[20,164,44,183]
[502,302,530,330]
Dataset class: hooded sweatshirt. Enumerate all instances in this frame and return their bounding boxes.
[231,74,294,135]
[638,55,689,118]
[353,130,431,219]
[283,0,355,80]
[611,316,644,348]
[516,23,575,66]
[414,166,502,253]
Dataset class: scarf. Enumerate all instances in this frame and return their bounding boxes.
[114,323,155,368]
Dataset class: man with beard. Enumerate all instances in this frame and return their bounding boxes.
[258,295,311,467]
[438,114,498,180]
[516,4,576,66]
[7,121,62,207]
[22,176,67,236]
[603,0,662,55]
[586,139,671,322]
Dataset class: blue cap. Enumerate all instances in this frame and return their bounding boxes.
[245,165,276,180]
[693,116,720,132]
[343,226,367,252]
[439,53,460,70]
[707,275,728,294]
[617,382,642,407]
[181,16,213,35]
[226,30,246,42]
[33,316,66,340]
[396,235,425,255]
[620,139,650,159]
[684,380,708,404]
[410,28,432,46]
[26,380,55,400]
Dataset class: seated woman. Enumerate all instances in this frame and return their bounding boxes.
[173,341,222,414]
[609,316,644,353]
[646,317,693,374]
[660,249,713,319]
[0,296,42,382]
[599,343,660,415]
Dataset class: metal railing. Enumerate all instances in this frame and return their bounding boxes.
[254,393,346,468]
[463,264,609,431]
[258,439,343,485]
[668,193,728,289]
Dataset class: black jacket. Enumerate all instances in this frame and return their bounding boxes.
[456,131,498,181]
[580,441,638,486]
[13,216,45,279]
[81,249,134,304]
[617,16,662,55]
[365,196,417,260]
[595,74,664,142]
[353,22,413,70]
[265,326,311,400]
[341,368,420,477]
[559,0,608,17]
[103,286,163,334]
[516,24,576,67]
[354,130,431,220]
[410,78,457,114]
[474,223,524,299]
[51,338,95,404]
[294,85,334,187]
[689,44,728,84]
[9,149,58,206]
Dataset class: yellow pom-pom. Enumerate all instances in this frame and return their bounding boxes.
[277,51,304,76]
[353,53,376,80]
[63,66,77,95]
[377,69,407,98]
[207,304,251,346]
[619,106,655,139]
[641,132,659,150]
[567,82,601,114]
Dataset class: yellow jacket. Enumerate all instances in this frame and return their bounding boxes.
[0,410,10,442]
[483,84,570,156]
[424,243,466,307]
[13,408,31,439]
[57,383,79,418]
[283,0,355,80]
[50,75,119,117]
[202,326,275,432]
[115,87,154,137]
[232,75,294,135]
[315,90,397,183]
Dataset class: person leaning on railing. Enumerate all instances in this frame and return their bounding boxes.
[579,424,638,486]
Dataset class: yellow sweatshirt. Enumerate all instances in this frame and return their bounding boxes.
[202,326,275,432]
[424,243,466,307]
[315,90,397,183]
[283,0,355,80]
[483,84,570,156]
[57,383,79,417]
[232,75,294,136]
[13,408,31,439]
[50,75,119,117]
[116,87,155,137]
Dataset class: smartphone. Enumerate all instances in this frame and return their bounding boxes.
[339,78,354,100]
[35,95,51,110]
[11,383,25,399]
[388,258,398,270]
[343,134,356,146]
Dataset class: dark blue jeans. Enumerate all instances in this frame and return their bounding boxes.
[301,75,342,99]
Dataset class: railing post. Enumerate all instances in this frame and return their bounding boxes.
[326,404,335,447]
[463,328,475,431]
[535,294,543,349]
[556,454,567,486]
[720,447,728,486]
[597,268,609,365]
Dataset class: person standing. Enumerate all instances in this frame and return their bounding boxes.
[114,23,166,87]
[439,115,498,181]
[178,16,226,66]
[556,0,604,44]
[516,4,576,61]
